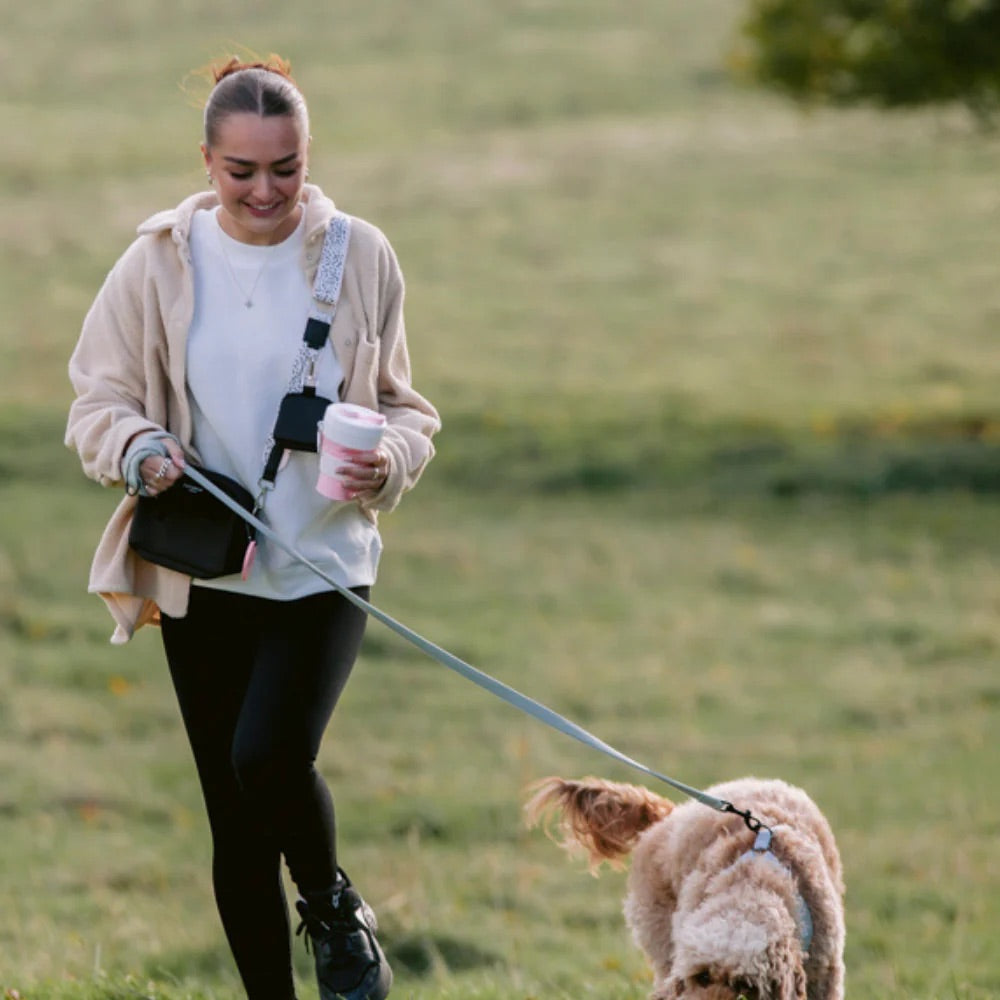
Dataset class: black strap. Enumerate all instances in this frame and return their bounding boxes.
[262,442,284,485]
[303,316,331,350]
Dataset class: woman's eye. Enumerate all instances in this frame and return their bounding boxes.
[229,172,252,181]
[274,168,299,178]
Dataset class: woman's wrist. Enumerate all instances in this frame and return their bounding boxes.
[122,432,178,496]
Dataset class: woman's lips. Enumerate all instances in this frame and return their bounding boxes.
[244,200,283,217]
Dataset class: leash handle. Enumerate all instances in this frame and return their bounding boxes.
[183,465,734,815]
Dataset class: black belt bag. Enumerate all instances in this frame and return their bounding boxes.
[129,467,256,579]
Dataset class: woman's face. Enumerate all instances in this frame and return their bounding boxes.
[202,112,309,245]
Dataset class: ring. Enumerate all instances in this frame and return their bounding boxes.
[153,458,172,480]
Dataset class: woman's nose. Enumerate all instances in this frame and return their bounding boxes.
[251,174,275,201]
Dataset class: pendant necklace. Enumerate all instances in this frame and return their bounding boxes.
[216,221,274,309]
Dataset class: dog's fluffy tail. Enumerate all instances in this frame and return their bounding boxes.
[524,776,674,870]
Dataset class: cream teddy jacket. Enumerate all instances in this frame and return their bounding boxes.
[66,185,440,643]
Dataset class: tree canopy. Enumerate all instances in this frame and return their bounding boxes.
[735,0,1000,119]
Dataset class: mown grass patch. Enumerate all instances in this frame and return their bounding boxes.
[3,0,1000,997]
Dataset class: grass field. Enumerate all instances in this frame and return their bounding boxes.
[2,1,1000,998]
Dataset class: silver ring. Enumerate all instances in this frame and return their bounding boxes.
[154,458,172,480]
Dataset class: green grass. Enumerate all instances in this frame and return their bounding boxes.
[2,1,1000,998]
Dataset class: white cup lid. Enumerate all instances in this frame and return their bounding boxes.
[321,403,387,451]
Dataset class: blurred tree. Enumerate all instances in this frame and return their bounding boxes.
[733,0,1000,121]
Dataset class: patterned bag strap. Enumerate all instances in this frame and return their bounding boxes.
[256,212,353,507]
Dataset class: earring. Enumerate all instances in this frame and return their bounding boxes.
[206,171,214,185]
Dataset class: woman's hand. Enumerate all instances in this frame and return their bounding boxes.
[139,439,186,497]
[337,449,389,500]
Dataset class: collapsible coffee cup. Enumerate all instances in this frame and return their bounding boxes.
[317,403,387,500]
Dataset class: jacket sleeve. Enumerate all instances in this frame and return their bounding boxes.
[65,240,169,487]
[360,231,441,514]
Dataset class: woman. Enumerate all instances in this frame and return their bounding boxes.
[65,56,439,1000]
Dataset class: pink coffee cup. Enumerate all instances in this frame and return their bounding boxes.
[316,403,387,501]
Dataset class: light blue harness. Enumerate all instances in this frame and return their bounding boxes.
[741,826,814,953]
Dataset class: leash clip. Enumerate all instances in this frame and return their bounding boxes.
[720,800,770,837]
[254,478,275,516]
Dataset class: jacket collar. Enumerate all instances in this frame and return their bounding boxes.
[136,184,337,254]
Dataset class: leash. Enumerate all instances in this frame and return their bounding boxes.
[184,465,763,827]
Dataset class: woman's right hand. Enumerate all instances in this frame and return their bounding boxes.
[139,440,186,497]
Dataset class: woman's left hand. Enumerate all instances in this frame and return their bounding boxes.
[338,449,389,499]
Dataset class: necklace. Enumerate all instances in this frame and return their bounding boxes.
[215,222,275,309]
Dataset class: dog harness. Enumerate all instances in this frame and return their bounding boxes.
[741,827,814,953]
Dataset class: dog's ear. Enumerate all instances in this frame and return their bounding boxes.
[793,957,808,1000]
[765,936,808,1000]
[524,776,673,870]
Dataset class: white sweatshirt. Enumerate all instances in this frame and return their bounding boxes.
[185,207,381,599]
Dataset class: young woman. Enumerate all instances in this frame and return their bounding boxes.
[65,56,440,1000]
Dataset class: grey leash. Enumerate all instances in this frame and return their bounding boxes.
[183,465,764,828]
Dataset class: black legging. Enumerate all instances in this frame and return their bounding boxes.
[161,586,371,1000]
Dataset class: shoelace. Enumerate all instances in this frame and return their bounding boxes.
[295,918,315,955]
[295,907,346,952]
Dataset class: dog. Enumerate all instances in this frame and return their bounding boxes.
[525,776,845,1000]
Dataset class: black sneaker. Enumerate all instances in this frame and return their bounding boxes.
[295,870,393,1000]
